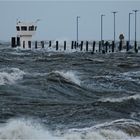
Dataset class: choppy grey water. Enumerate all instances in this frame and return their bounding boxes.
[0,42,140,140]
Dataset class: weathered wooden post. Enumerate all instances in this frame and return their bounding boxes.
[80,41,83,51]
[11,37,16,48]
[74,41,77,49]
[112,41,114,52]
[49,41,51,47]
[126,41,129,51]
[71,41,74,49]
[134,41,138,53]
[119,41,122,51]
[86,41,88,52]
[105,41,108,53]
[99,41,101,52]
[41,41,44,48]
[56,41,58,50]
[35,41,37,49]
[17,37,20,46]
[64,41,66,50]
[28,41,31,48]
[92,41,96,54]
[23,41,25,48]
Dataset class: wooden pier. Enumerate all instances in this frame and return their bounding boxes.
[11,38,139,53]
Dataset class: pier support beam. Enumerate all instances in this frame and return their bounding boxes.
[71,41,74,49]
[64,41,66,50]
[41,41,44,48]
[49,41,51,47]
[11,37,16,48]
[80,41,83,51]
[56,41,58,50]
[35,41,37,49]
[86,41,89,52]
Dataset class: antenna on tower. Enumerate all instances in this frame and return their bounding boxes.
[35,19,40,23]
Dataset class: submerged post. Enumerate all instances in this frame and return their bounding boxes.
[17,37,20,46]
[99,41,101,52]
[35,41,37,49]
[74,41,77,49]
[112,41,115,52]
[49,41,51,47]
[86,41,88,52]
[105,41,108,53]
[64,41,66,50]
[134,41,138,53]
[41,41,44,48]
[71,41,74,49]
[28,41,31,48]
[126,41,129,51]
[92,41,96,53]
[56,41,58,50]
[11,37,16,48]
[119,41,122,51]
[80,41,83,51]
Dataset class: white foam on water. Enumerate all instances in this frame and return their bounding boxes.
[0,68,25,85]
[99,94,140,103]
[0,119,60,140]
[54,70,81,86]
[0,118,139,140]
[62,129,130,140]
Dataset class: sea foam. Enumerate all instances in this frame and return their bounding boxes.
[0,68,25,85]
[0,118,139,140]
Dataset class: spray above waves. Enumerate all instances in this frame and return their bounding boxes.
[0,118,140,140]
[0,68,25,85]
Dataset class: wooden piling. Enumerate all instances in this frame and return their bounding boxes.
[41,41,44,48]
[80,41,83,51]
[64,41,66,50]
[134,41,138,53]
[71,41,74,49]
[126,41,129,51]
[56,41,58,50]
[28,41,31,48]
[35,41,37,49]
[112,41,114,52]
[86,41,88,52]
[49,41,51,47]
[74,41,77,49]
[17,37,20,46]
[119,41,122,51]
[99,41,101,52]
[11,37,16,48]
[105,41,108,53]
[92,41,96,53]
[23,41,25,48]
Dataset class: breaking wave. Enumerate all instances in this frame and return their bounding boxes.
[0,118,140,140]
[99,94,140,103]
[0,68,25,85]
[47,70,81,86]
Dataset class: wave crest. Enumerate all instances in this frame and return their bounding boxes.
[48,70,81,86]
[0,118,140,140]
[0,68,25,85]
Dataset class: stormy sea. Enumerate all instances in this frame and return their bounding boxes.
[0,41,140,140]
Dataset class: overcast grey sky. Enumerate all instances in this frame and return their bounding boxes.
[0,0,140,41]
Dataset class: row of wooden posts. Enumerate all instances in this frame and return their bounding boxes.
[11,37,138,53]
